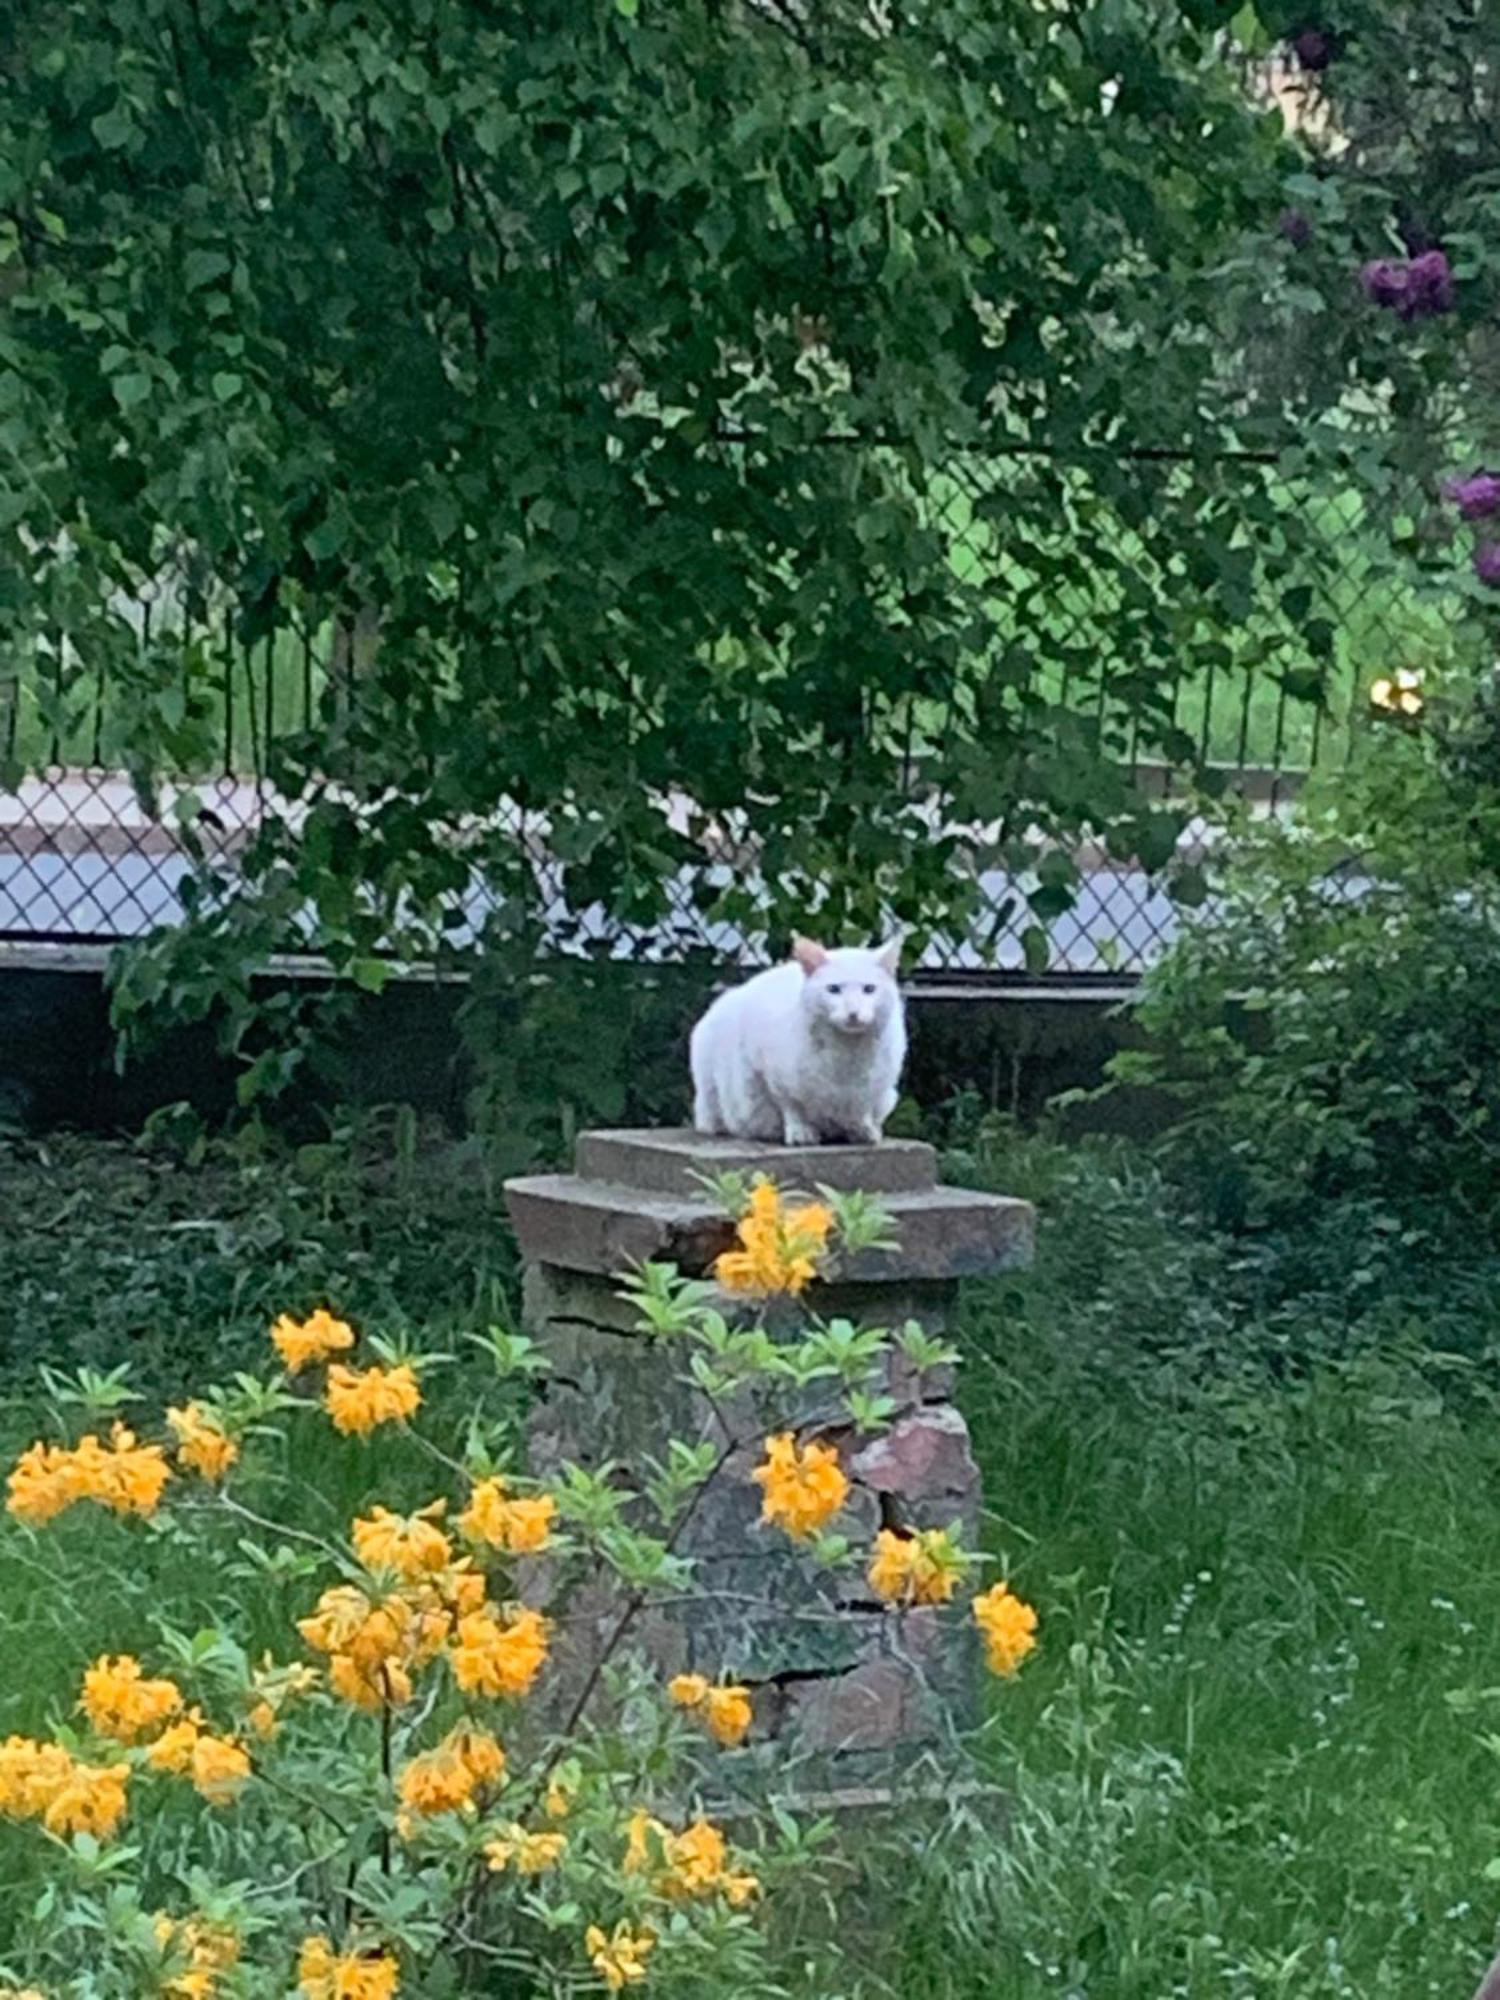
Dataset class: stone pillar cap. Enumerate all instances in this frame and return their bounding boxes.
[575,1126,938,1197]
[505,1127,1034,1284]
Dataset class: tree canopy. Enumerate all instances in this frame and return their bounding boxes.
[0,1,1492,1076]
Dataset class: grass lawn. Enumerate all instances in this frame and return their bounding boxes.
[1,1122,1497,1996]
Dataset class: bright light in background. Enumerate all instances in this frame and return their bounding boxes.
[1368,669,1424,718]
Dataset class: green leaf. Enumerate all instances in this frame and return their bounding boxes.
[184,249,231,291]
[112,373,152,410]
[211,371,243,402]
[91,103,135,151]
[350,957,392,993]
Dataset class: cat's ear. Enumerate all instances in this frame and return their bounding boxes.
[791,935,828,974]
[876,933,903,975]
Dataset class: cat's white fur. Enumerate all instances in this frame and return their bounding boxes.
[690,936,906,1145]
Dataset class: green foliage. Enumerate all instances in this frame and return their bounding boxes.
[6,1127,1500,1994]
[0,0,1361,1083]
[1113,677,1500,1258]
[0,1114,518,1393]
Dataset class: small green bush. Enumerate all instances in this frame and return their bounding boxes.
[1118,683,1500,1261]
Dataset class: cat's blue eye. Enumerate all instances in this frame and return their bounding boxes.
[863,983,876,995]
[827,984,842,994]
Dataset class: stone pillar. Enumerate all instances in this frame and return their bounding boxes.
[504,1129,1033,1776]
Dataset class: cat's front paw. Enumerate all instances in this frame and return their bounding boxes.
[781,1115,821,1147]
[853,1118,884,1145]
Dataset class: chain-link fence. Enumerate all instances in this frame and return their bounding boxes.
[0,445,1471,979]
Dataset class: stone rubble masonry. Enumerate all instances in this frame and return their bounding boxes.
[504,1126,1034,1777]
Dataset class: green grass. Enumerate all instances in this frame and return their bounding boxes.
[1,1125,1498,1995]
[870,1133,1500,1998]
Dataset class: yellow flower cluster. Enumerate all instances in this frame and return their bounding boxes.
[144,1712,252,1806]
[153,1913,241,1999]
[271,1310,422,1437]
[485,1822,568,1874]
[165,1402,239,1482]
[0,1735,130,1838]
[297,1565,547,1710]
[624,1809,759,1906]
[297,1576,462,1711]
[752,1431,848,1538]
[352,1502,453,1579]
[271,1308,356,1374]
[325,1363,422,1437]
[80,1654,182,1743]
[297,1937,399,1999]
[6,1425,171,1526]
[666,1672,753,1747]
[971,1581,1039,1677]
[459,1476,557,1555]
[396,1724,505,1821]
[450,1604,550,1698]
[2,1650,254,1838]
[866,1526,967,1607]
[714,1180,835,1297]
[585,1922,655,1993]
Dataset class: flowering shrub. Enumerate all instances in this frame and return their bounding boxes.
[0,1184,1036,1996]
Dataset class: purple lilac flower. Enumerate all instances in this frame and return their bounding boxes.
[1278,207,1313,249]
[1445,472,1500,521]
[1291,27,1335,70]
[1402,248,1455,318]
[1360,259,1408,309]
[1474,544,1500,587]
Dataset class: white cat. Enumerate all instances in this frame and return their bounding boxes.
[690,936,906,1145]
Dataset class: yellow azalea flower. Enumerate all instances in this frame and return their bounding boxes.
[703,1683,754,1747]
[6,1428,171,1525]
[154,1912,241,1999]
[38,1754,130,1839]
[248,1700,277,1741]
[396,1725,505,1818]
[866,1525,966,1607]
[5,1441,84,1524]
[450,1605,549,1699]
[667,1673,753,1747]
[971,1581,1039,1677]
[584,1922,654,1993]
[297,1583,443,1702]
[666,1672,708,1709]
[325,1363,421,1437]
[189,1732,251,1807]
[751,1432,848,1538]
[352,1502,453,1579]
[165,1402,239,1483]
[544,1766,578,1820]
[146,1711,207,1775]
[713,1179,836,1298]
[458,1477,557,1555]
[271,1308,356,1374]
[296,1935,399,1999]
[624,1811,760,1905]
[485,1823,568,1874]
[0,1736,73,1819]
[78,1654,182,1744]
[328,1653,413,1712]
[0,1734,128,1836]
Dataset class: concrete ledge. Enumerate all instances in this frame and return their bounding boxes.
[574,1126,939,1197]
[506,1136,1034,1285]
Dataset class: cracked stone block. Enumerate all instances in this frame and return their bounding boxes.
[849,1406,982,1534]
